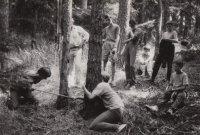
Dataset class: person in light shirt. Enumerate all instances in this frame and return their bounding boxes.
[138,45,153,78]
[82,72,127,133]
[67,18,89,87]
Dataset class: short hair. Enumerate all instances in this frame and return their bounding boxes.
[174,61,184,68]
[166,20,173,25]
[101,71,110,82]
[104,14,111,20]
[38,67,51,78]
[129,19,137,25]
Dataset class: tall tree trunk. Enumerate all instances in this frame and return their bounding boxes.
[154,0,162,60]
[56,0,60,45]
[56,0,72,110]
[81,0,87,9]
[31,9,38,49]
[138,0,145,24]
[0,0,9,70]
[0,0,9,34]
[79,0,105,120]
[117,0,131,67]
[179,14,183,38]
[163,0,169,31]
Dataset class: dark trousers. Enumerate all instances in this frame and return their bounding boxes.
[124,43,137,85]
[89,108,123,132]
[7,91,38,110]
[151,54,173,81]
[158,91,186,109]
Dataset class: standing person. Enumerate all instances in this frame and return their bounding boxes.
[82,71,127,133]
[144,60,189,115]
[68,18,89,87]
[6,67,51,110]
[123,19,143,89]
[148,21,178,83]
[102,15,120,86]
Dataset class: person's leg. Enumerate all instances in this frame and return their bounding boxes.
[74,49,82,87]
[147,60,153,77]
[151,54,163,81]
[129,45,137,84]
[22,91,39,105]
[67,50,75,87]
[140,64,146,76]
[6,91,20,110]
[124,44,131,85]
[167,59,173,82]
[89,108,123,132]
[171,92,186,110]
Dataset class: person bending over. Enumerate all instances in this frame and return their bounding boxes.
[82,71,127,133]
[6,67,51,110]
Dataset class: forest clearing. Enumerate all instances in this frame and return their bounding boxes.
[1,0,200,135]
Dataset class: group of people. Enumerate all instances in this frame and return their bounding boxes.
[5,15,190,133]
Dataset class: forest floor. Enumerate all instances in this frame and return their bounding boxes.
[1,56,200,135]
[1,2,200,135]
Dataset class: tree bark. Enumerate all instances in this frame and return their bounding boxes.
[163,0,170,31]
[56,0,72,110]
[31,9,38,49]
[81,0,88,9]
[154,0,162,60]
[79,0,105,120]
[117,0,131,67]
[0,0,9,34]
[138,0,145,24]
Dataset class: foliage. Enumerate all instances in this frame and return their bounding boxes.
[10,0,56,37]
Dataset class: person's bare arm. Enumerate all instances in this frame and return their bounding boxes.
[82,85,96,100]
[162,31,178,43]
[114,26,120,47]
[171,85,187,92]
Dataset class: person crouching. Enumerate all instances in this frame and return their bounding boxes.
[82,71,127,133]
[6,67,51,110]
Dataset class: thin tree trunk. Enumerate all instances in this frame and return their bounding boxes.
[31,9,38,49]
[138,0,145,24]
[117,0,131,67]
[154,0,162,60]
[163,0,169,31]
[56,0,60,45]
[79,0,105,120]
[0,0,9,34]
[0,0,9,70]
[81,0,87,9]
[179,14,183,38]
[56,0,72,110]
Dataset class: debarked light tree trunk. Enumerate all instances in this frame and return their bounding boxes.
[56,0,72,110]
[117,0,131,67]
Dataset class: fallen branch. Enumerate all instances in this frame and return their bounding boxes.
[34,89,83,100]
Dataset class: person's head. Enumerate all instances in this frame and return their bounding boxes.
[33,67,51,84]
[173,61,184,73]
[143,45,151,53]
[166,21,173,32]
[101,71,110,83]
[129,19,137,28]
[104,14,112,25]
